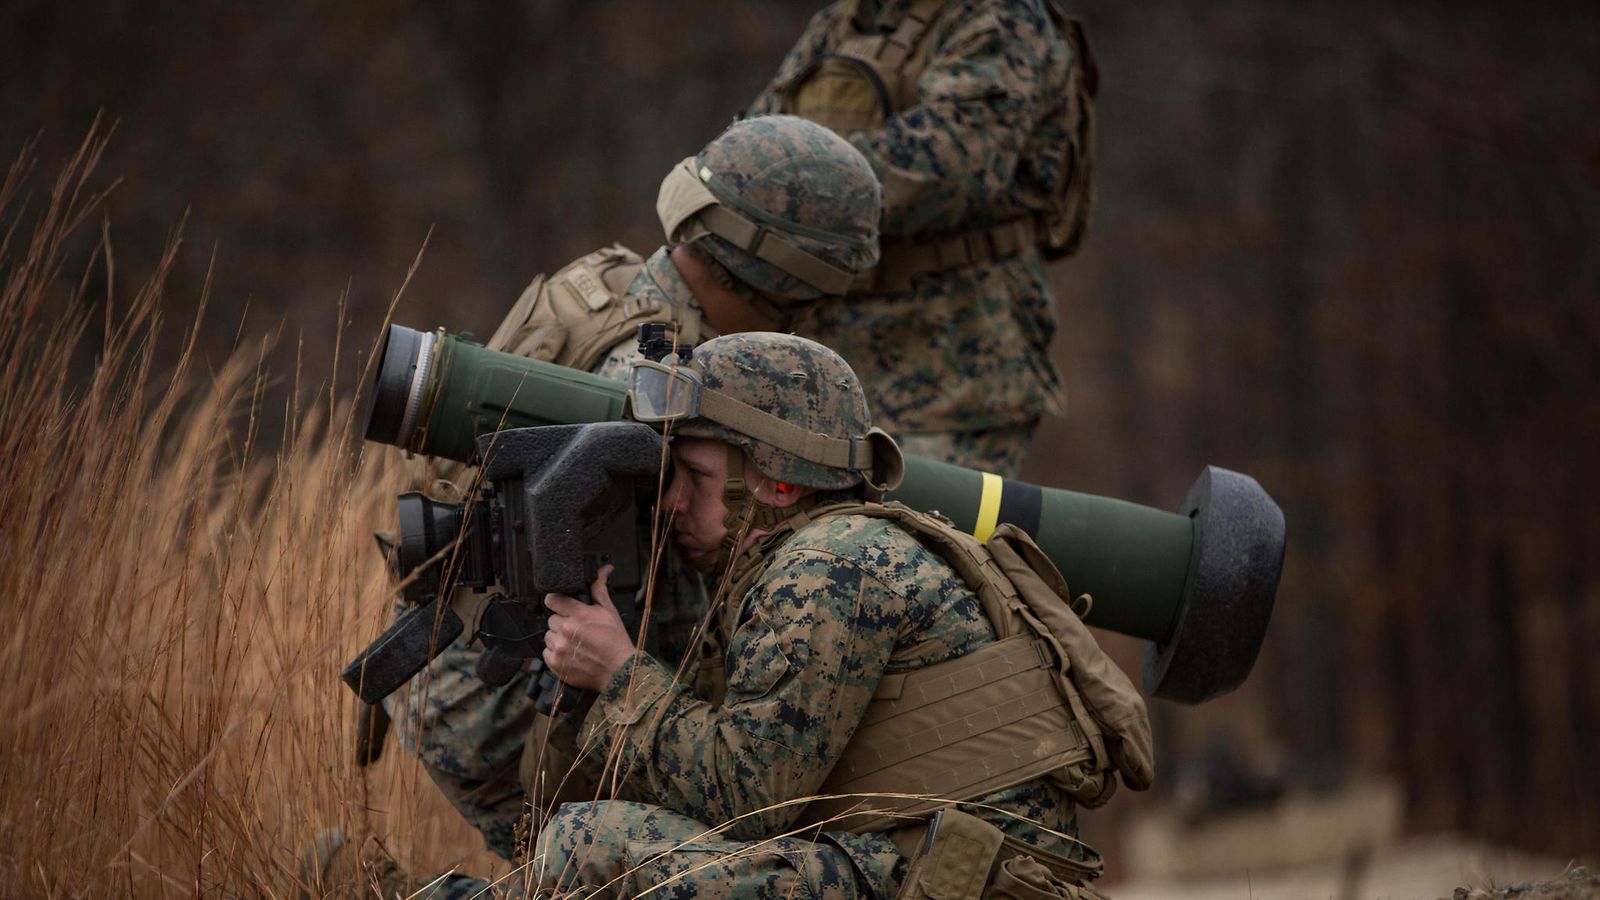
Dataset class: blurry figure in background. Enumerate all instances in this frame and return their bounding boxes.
[320,115,884,896]
[1171,732,1288,826]
[747,0,1099,478]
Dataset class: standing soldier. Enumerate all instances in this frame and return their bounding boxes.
[746,0,1098,478]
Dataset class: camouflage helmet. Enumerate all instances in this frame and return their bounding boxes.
[657,115,881,302]
[653,332,887,490]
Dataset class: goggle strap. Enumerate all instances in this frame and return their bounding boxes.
[698,389,874,472]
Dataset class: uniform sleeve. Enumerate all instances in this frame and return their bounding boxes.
[744,5,842,117]
[579,549,905,840]
[852,1,1057,236]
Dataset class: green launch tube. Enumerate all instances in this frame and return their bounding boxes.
[891,455,1194,643]
[361,325,1283,703]
[364,326,630,461]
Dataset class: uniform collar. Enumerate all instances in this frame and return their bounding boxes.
[629,245,709,324]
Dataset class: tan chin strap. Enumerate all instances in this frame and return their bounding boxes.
[710,446,818,574]
[657,158,855,296]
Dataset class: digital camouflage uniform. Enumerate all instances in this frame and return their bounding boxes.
[748,0,1098,478]
[384,244,710,863]
[529,333,1106,899]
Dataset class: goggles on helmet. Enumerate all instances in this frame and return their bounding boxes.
[627,358,879,473]
[628,358,702,423]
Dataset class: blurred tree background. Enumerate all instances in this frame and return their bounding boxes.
[4,0,1596,868]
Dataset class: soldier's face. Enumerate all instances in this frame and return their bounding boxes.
[669,243,780,334]
[665,437,732,570]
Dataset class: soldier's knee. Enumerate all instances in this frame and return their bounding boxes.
[539,800,652,848]
[533,801,643,894]
[539,801,589,849]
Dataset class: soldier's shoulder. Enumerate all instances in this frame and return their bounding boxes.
[787,510,914,550]
[776,511,953,589]
[567,243,645,268]
[546,243,649,303]
[939,0,1059,41]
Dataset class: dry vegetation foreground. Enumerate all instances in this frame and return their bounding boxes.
[0,134,497,895]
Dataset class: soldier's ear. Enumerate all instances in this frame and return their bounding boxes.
[752,467,814,508]
[768,482,815,508]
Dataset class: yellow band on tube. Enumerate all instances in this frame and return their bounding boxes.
[974,471,1003,542]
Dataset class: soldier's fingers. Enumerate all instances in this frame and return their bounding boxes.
[545,592,577,614]
[590,564,616,609]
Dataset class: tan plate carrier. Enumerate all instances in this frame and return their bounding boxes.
[715,500,1154,838]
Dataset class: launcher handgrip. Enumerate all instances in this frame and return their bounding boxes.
[340,596,465,704]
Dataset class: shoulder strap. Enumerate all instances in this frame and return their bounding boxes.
[838,0,948,70]
[832,0,950,109]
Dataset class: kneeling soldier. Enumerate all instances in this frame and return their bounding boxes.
[533,331,1153,898]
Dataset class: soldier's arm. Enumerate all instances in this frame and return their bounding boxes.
[577,550,903,840]
[853,0,1062,236]
[745,4,842,116]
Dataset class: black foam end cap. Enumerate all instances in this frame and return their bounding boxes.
[1143,466,1286,704]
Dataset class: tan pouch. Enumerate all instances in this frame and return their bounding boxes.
[898,809,1104,900]
[988,855,1106,900]
[988,524,1154,793]
[485,245,656,373]
[899,809,1006,900]
[791,55,892,139]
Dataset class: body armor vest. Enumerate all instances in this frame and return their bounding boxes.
[773,0,1099,292]
[719,499,1153,833]
[486,244,706,373]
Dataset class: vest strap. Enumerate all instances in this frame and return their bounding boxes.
[857,635,1049,725]
[805,633,1095,832]
[853,216,1038,294]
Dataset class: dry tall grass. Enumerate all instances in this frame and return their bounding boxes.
[0,130,496,896]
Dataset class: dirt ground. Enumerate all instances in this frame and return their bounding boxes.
[1104,835,1595,900]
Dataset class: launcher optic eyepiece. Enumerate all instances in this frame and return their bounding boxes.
[360,323,1286,704]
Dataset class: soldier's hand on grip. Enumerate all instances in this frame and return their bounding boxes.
[542,564,636,691]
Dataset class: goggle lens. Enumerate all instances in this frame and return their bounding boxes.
[628,363,701,423]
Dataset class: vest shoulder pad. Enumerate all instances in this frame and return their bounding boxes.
[487,244,659,371]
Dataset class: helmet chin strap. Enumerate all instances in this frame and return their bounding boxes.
[705,445,815,575]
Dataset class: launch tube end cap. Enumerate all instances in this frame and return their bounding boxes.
[1144,466,1286,704]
